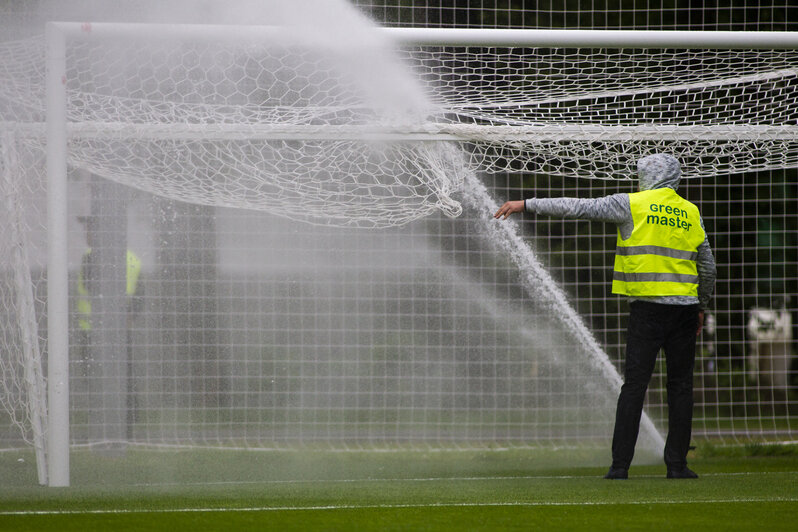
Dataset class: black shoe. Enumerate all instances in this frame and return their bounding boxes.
[604,467,628,479]
[667,467,698,479]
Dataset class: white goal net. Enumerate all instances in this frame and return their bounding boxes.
[413,43,798,179]
[1,4,797,486]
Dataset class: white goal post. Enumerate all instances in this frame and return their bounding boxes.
[35,23,798,486]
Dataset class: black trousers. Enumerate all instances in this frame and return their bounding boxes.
[611,301,700,470]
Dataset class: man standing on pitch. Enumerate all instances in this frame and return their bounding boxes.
[494,154,716,479]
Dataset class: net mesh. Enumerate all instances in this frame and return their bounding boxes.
[0,18,796,465]
[0,133,47,455]
[413,46,798,178]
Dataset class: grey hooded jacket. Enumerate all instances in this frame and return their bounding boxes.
[524,154,716,309]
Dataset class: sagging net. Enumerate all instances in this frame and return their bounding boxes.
[2,31,469,229]
[3,33,798,225]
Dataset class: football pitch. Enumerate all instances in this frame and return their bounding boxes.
[0,446,796,531]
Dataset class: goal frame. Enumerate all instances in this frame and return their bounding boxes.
[44,22,798,487]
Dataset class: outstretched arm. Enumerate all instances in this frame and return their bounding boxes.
[495,194,631,225]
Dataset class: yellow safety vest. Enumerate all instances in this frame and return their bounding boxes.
[76,249,142,331]
[612,188,705,297]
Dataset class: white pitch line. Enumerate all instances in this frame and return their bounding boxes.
[2,498,797,517]
[126,470,796,488]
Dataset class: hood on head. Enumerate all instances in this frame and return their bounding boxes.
[637,154,681,191]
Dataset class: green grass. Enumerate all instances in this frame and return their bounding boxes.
[0,445,796,531]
